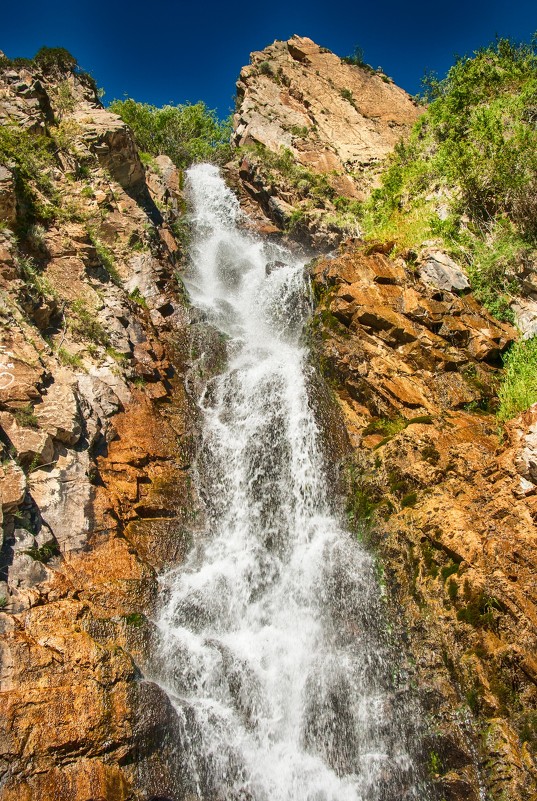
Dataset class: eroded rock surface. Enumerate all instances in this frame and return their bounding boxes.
[310,241,537,801]
[0,56,200,800]
[229,36,422,246]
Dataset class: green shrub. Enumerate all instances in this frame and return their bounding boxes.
[86,228,121,285]
[70,300,110,346]
[340,88,356,107]
[25,539,60,562]
[34,47,77,74]
[361,35,537,320]
[447,578,459,602]
[497,336,537,420]
[109,98,232,169]
[14,404,39,429]
[129,287,148,308]
[0,125,58,226]
[457,592,503,627]
[58,347,84,368]
[401,491,418,508]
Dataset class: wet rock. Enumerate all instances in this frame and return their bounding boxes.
[312,240,537,801]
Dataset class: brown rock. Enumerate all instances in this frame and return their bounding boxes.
[0,462,26,511]
[0,412,54,466]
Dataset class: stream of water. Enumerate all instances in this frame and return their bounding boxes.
[154,164,425,801]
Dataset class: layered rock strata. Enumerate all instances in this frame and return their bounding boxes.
[0,58,200,799]
[230,35,422,246]
[310,242,537,801]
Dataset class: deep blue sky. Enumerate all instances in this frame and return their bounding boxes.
[2,0,537,117]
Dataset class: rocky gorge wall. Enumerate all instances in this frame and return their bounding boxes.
[0,33,536,801]
[0,56,205,799]
[230,35,537,801]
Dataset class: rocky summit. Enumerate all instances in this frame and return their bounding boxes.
[0,34,536,801]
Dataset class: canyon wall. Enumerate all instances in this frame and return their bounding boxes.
[232,35,537,801]
[0,33,536,801]
[0,57,202,799]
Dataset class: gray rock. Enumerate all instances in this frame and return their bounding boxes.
[512,297,537,339]
[419,249,470,293]
[28,450,92,552]
[515,412,537,485]
[34,372,81,446]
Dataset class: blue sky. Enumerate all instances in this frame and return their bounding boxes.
[2,0,537,116]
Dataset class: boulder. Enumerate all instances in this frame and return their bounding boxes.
[0,411,54,466]
[0,462,26,512]
[419,249,470,293]
[34,374,81,446]
[29,450,92,552]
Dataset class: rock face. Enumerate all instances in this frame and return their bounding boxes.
[0,56,200,799]
[310,241,537,801]
[234,35,420,185]
[230,36,422,246]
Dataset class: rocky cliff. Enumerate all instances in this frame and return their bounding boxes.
[232,35,537,801]
[229,36,422,248]
[0,55,202,799]
[0,33,536,801]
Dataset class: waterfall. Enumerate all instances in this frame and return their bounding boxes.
[153,164,426,801]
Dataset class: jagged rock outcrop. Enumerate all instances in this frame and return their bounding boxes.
[310,241,537,801]
[0,56,199,799]
[229,35,422,246]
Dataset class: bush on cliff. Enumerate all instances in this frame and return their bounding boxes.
[498,337,537,420]
[361,35,537,322]
[109,98,232,169]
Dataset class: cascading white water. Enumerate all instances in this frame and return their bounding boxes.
[154,164,426,801]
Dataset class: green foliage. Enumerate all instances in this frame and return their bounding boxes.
[0,125,58,227]
[428,750,442,776]
[14,404,38,429]
[401,491,418,508]
[86,227,121,285]
[17,255,56,299]
[70,300,110,347]
[362,416,407,438]
[259,61,273,76]
[125,612,146,627]
[25,539,60,562]
[519,711,537,748]
[361,35,537,321]
[0,596,7,610]
[342,45,366,67]
[58,347,84,368]
[457,591,503,627]
[346,462,383,535]
[129,287,148,309]
[289,124,309,138]
[341,45,375,73]
[340,88,356,107]
[33,47,77,74]
[497,336,537,420]
[440,562,459,581]
[109,98,232,169]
